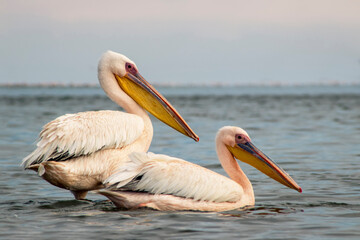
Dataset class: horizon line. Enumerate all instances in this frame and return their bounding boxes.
[1,81,359,88]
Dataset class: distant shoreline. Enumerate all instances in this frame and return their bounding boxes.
[0,82,359,88]
[0,83,100,88]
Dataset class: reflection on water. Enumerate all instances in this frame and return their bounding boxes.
[1,85,360,239]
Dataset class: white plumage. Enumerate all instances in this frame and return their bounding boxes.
[22,111,144,168]
[96,126,301,212]
[105,152,243,203]
[22,51,198,200]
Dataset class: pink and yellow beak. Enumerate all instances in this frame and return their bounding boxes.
[115,72,199,142]
[227,141,302,192]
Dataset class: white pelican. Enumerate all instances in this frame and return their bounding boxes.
[22,51,198,200]
[96,126,301,212]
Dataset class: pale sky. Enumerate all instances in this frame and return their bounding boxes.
[1,0,360,86]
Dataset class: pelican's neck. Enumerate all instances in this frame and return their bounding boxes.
[111,86,148,118]
[98,67,153,149]
[216,142,254,201]
[98,65,146,114]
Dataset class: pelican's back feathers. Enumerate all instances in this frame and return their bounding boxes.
[105,152,243,203]
[22,110,144,168]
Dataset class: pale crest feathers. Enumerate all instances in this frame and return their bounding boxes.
[22,110,144,168]
[105,152,244,203]
[98,50,135,76]
[216,126,250,146]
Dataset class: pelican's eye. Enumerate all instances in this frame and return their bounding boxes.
[125,62,137,75]
[235,134,247,144]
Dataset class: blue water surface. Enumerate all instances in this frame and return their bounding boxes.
[1,85,360,239]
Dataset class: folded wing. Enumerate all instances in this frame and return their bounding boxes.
[105,152,244,203]
[22,110,144,168]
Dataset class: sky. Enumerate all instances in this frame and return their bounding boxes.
[1,0,360,86]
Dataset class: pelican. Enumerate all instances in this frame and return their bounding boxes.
[22,51,198,200]
[96,126,301,212]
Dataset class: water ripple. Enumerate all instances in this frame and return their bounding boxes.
[1,86,360,239]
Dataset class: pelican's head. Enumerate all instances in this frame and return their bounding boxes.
[98,51,199,142]
[217,126,301,192]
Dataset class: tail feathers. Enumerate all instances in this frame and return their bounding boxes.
[22,142,75,169]
[21,145,50,169]
[25,163,45,177]
[21,150,39,169]
[27,164,39,172]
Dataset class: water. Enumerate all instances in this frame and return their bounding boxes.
[1,85,360,239]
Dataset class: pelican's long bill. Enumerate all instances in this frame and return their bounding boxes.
[115,73,199,142]
[227,142,302,192]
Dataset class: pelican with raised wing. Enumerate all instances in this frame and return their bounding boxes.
[22,51,198,200]
[96,126,301,211]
